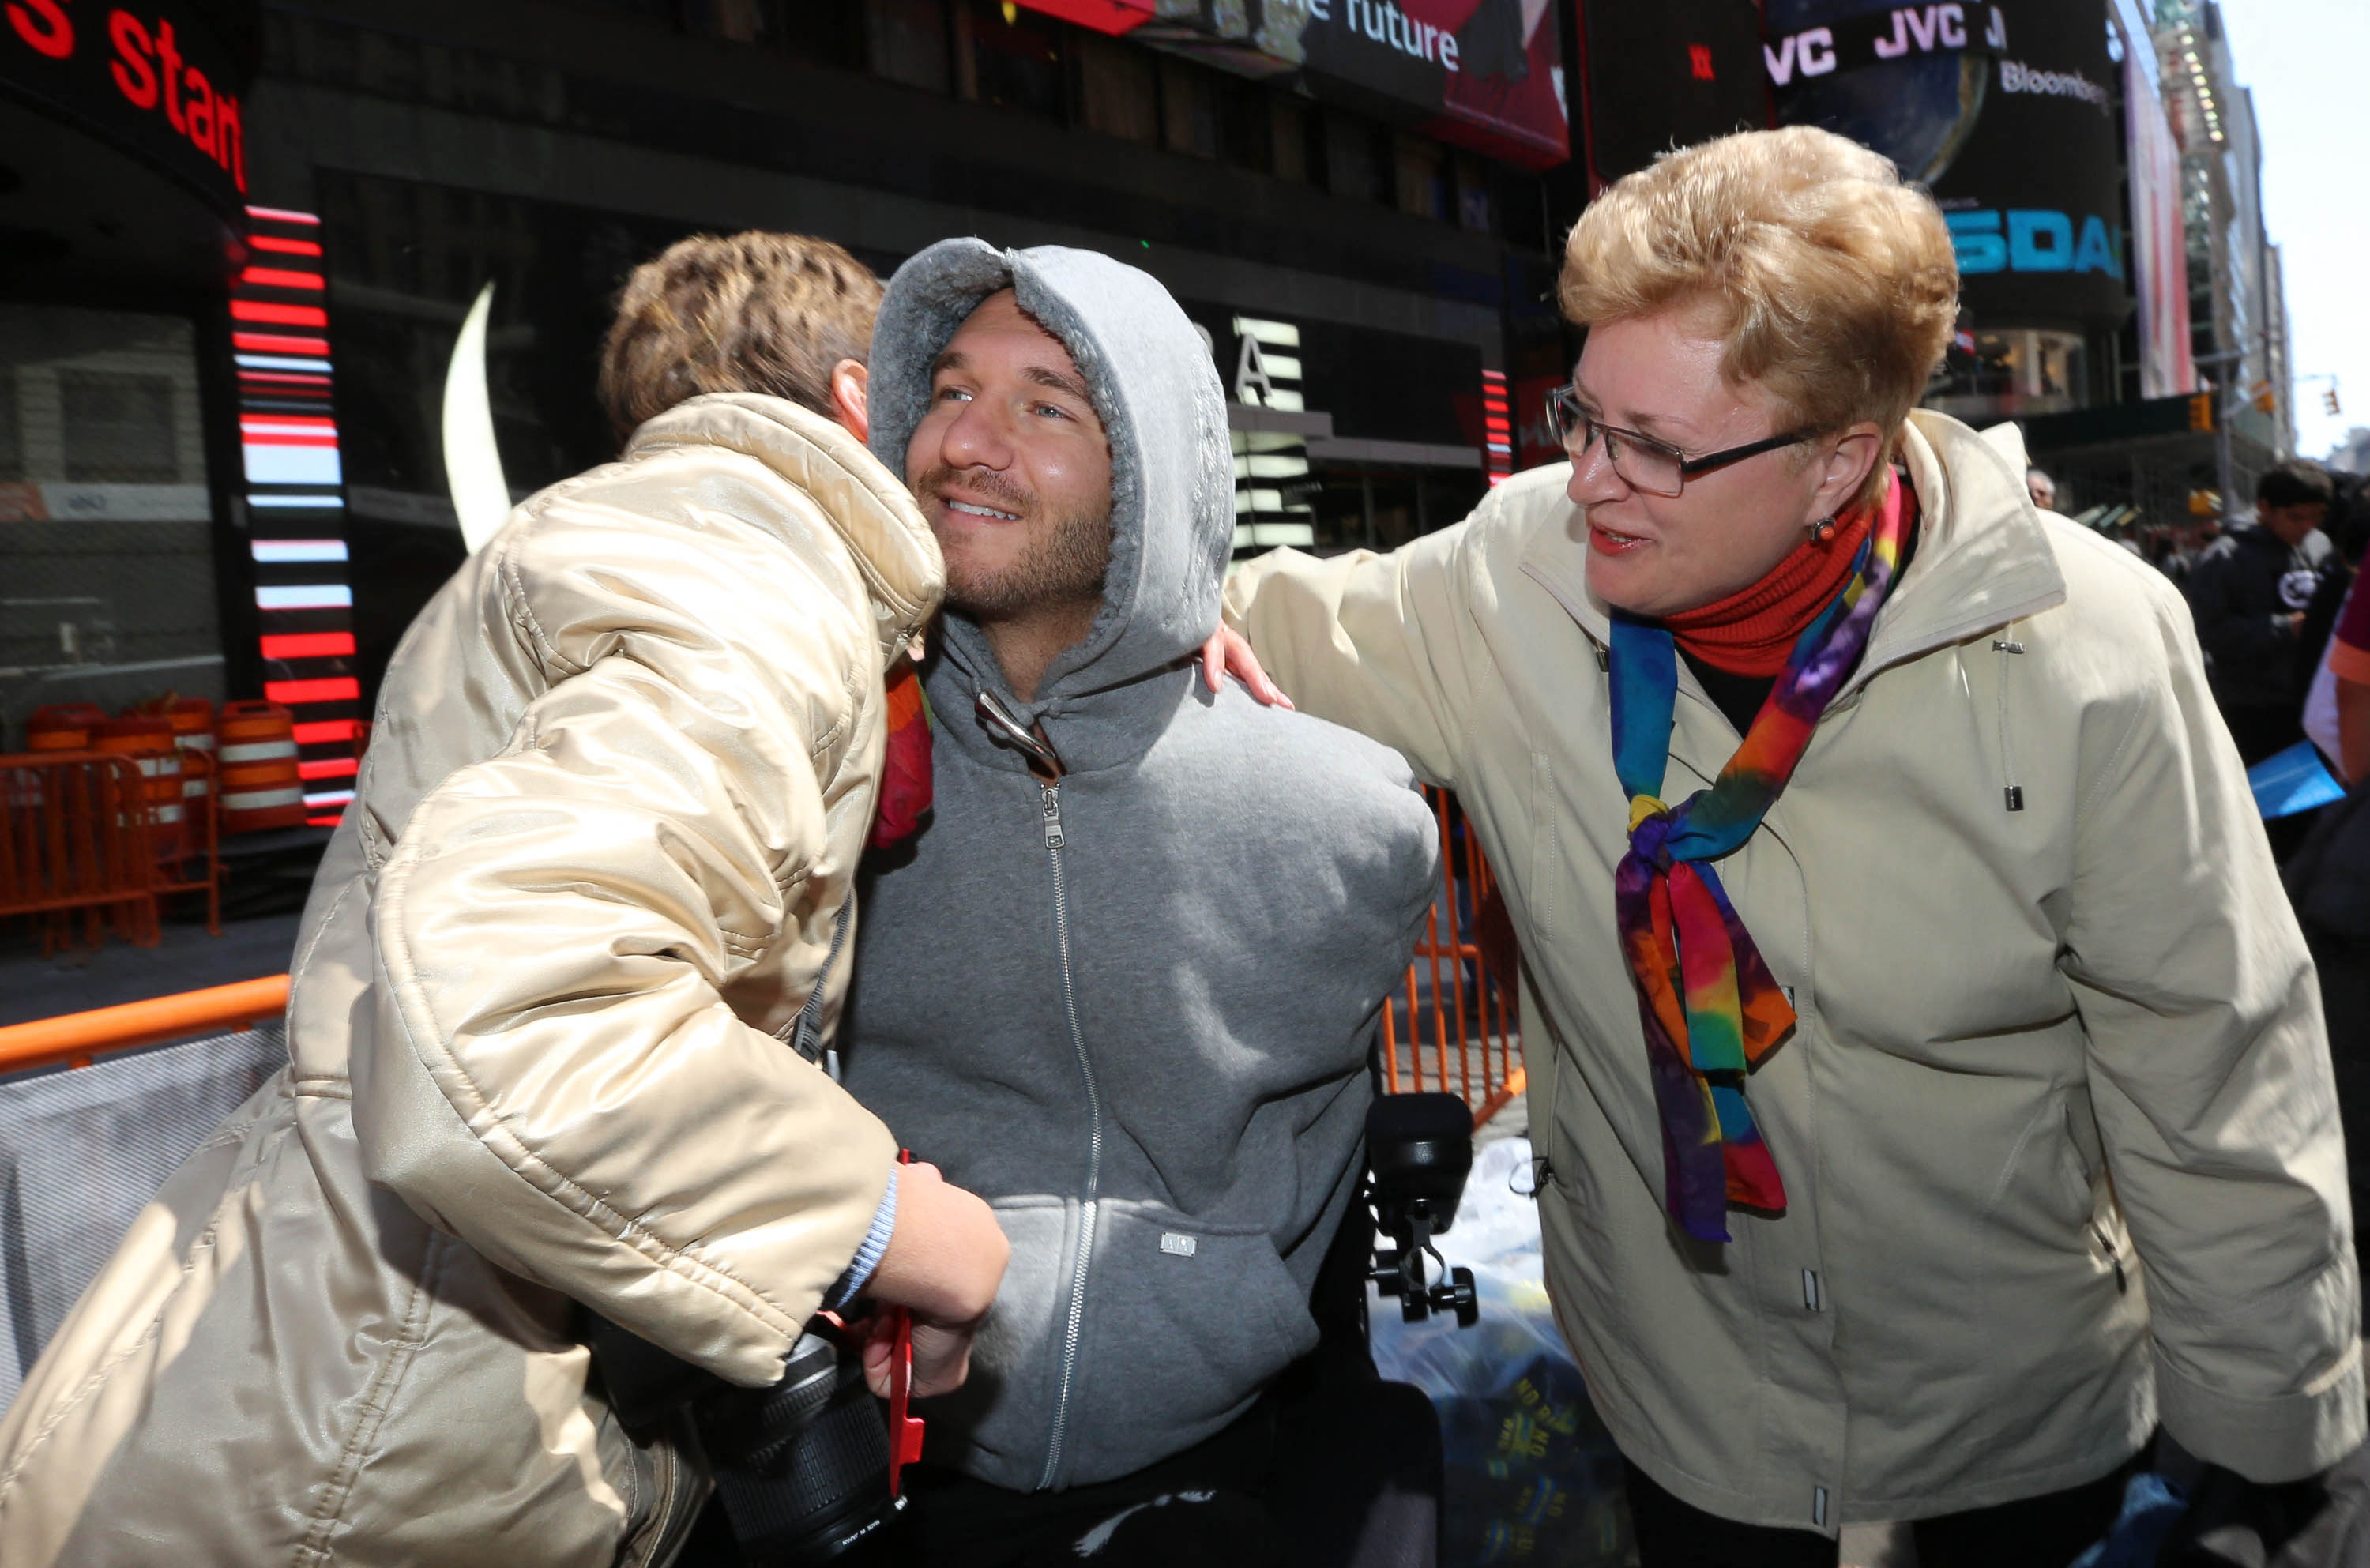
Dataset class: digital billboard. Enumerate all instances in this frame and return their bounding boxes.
[1,0,254,218]
[1766,0,2129,327]
[1924,0,2125,326]
[2124,23,2194,395]
[1575,0,1769,190]
[1018,0,1569,170]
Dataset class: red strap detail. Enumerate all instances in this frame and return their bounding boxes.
[886,1149,924,1496]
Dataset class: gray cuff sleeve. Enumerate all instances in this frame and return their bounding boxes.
[822,1166,900,1310]
[2154,1335,2368,1483]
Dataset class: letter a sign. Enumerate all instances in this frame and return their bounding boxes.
[1235,331,1276,406]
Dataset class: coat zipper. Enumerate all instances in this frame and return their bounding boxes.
[1993,631,2027,813]
[972,690,1103,1491]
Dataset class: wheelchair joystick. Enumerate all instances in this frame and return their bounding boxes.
[1364,1092,1480,1329]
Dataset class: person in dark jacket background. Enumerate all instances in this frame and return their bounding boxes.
[841,240,1440,1567]
[2187,460,2337,765]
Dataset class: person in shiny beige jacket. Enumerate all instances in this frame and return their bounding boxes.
[1225,132,2362,1557]
[0,234,1007,1566]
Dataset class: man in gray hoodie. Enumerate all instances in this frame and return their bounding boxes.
[841,239,1440,1564]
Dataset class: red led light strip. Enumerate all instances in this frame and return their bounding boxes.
[237,205,360,825]
[1480,370,1514,487]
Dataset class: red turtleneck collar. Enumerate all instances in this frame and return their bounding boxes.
[1664,472,1913,679]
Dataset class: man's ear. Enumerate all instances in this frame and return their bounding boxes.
[831,359,871,442]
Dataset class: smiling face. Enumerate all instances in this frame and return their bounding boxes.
[905,290,1115,624]
[1567,308,1882,619]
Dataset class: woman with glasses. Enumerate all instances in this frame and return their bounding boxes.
[1220,127,2359,1566]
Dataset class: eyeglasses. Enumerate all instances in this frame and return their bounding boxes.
[1544,385,1814,498]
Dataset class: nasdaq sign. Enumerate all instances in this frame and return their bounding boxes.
[1945,209,2124,280]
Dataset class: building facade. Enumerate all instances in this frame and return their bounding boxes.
[2154,0,2289,497]
[5,0,1572,769]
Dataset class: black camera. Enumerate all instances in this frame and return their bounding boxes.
[586,1312,904,1564]
[695,1324,906,1562]
[1365,1092,1480,1328]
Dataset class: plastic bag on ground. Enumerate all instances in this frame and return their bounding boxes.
[1368,1137,1635,1566]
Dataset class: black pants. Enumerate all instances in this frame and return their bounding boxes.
[1621,1456,2138,1568]
[889,1396,1283,1568]
[882,1359,1439,1568]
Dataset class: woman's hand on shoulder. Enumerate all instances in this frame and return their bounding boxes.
[1198,625,1292,708]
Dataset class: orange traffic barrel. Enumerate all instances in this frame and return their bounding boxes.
[134,696,216,826]
[27,702,107,751]
[94,714,188,859]
[216,700,307,833]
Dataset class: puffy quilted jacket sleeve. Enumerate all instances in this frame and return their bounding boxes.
[351,483,900,1389]
[1221,499,1498,791]
[2060,575,2365,1480]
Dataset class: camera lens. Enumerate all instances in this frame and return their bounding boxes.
[702,1333,905,1564]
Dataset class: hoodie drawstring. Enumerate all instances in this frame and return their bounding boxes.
[1992,631,2026,813]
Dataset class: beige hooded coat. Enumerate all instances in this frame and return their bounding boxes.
[1225,412,2363,1532]
[0,393,942,1566]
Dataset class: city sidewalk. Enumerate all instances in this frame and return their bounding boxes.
[0,912,304,1028]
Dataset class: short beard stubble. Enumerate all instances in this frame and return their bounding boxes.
[917,463,1114,622]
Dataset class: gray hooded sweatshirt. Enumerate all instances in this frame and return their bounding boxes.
[843,240,1438,1492]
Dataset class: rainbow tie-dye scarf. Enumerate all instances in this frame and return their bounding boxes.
[1609,479,1909,1243]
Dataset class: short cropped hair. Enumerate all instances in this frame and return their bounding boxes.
[597,231,882,440]
[2257,460,2334,510]
[1559,126,1959,509]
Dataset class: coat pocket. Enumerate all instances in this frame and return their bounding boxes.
[1055,1199,1321,1487]
[908,1195,1074,1491]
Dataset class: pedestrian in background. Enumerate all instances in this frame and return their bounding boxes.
[2186,460,2337,765]
[1221,126,2361,1567]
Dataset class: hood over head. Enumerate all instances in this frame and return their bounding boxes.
[868,239,1233,769]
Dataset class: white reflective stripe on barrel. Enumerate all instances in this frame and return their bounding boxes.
[224,786,306,810]
[220,740,299,763]
[182,780,209,797]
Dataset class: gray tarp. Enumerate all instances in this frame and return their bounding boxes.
[0,1027,285,1412]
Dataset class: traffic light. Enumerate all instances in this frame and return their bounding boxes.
[2252,381,2276,415]
[2327,388,2342,417]
[2188,392,2214,432]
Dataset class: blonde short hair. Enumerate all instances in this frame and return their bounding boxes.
[598,231,882,440]
[1559,127,1958,508]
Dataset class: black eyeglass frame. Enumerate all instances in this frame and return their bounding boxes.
[1544,385,1817,497]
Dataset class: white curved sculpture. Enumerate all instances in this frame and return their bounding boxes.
[442,280,511,555]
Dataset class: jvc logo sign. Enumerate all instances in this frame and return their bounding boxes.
[1765,2,2007,86]
[1763,27,1838,85]
[1945,209,2124,280]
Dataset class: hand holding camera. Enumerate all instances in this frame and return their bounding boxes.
[860,1160,1008,1398]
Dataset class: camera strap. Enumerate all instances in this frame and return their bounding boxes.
[788,900,856,1081]
[886,1156,927,1497]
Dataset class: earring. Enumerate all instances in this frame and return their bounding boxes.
[1808,517,1838,544]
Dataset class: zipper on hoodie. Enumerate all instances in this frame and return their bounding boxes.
[976,690,1104,1491]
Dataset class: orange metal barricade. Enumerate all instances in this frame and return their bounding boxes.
[0,750,164,953]
[2,792,1530,1119]
[1380,788,1526,1130]
[0,974,291,1076]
